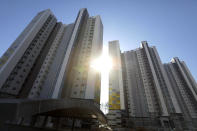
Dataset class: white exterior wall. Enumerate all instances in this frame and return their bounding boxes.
[0,10,55,89]
[85,16,103,100]
[152,47,181,114]
[142,42,169,116]
[108,40,125,110]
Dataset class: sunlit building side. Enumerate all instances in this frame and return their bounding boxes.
[0,9,59,98]
[61,9,103,103]
[107,40,125,128]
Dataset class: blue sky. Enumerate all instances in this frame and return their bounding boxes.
[0,0,197,80]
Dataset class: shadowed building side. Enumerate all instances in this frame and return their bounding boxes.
[121,42,185,129]
[108,41,188,130]
[164,57,197,129]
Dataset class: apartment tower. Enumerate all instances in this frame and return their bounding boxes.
[0,8,103,103]
[0,8,105,130]
[108,41,197,130]
[62,10,103,103]
[107,40,125,128]
[121,41,182,129]
[164,57,197,129]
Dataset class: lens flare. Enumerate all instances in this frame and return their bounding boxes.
[90,55,112,73]
[90,45,111,114]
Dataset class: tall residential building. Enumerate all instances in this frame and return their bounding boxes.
[0,8,102,102]
[164,57,197,128]
[107,40,125,128]
[0,8,106,130]
[0,9,58,98]
[121,41,182,129]
[108,41,197,130]
[61,10,103,103]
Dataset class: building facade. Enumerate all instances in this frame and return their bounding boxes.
[0,8,102,103]
[0,8,105,130]
[0,9,58,98]
[107,40,125,128]
[121,41,183,129]
[164,57,197,129]
[61,9,103,103]
[108,41,197,130]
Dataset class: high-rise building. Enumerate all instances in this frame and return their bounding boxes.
[121,41,182,129]
[61,10,103,103]
[107,40,125,128]
[0,9,58,98]
[0,8,106,130]
[108,41,197,130]
[0,8,102,102]
[164,57,197,128]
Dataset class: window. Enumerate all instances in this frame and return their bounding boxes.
[17,66,21,69]
[23,55,27,59]
[36,91,40,95]
[4,85,9,88]
[13,71,17,75]
[19,61,24,64]
[38,86,42,90]
[26,51,30,55]
[23,69,26,72]
[8,77,14,81]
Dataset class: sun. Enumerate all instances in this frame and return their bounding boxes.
[90,54,112,73]
[90,45,112,114]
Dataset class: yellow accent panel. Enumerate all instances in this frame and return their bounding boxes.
[109,92,121,110]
